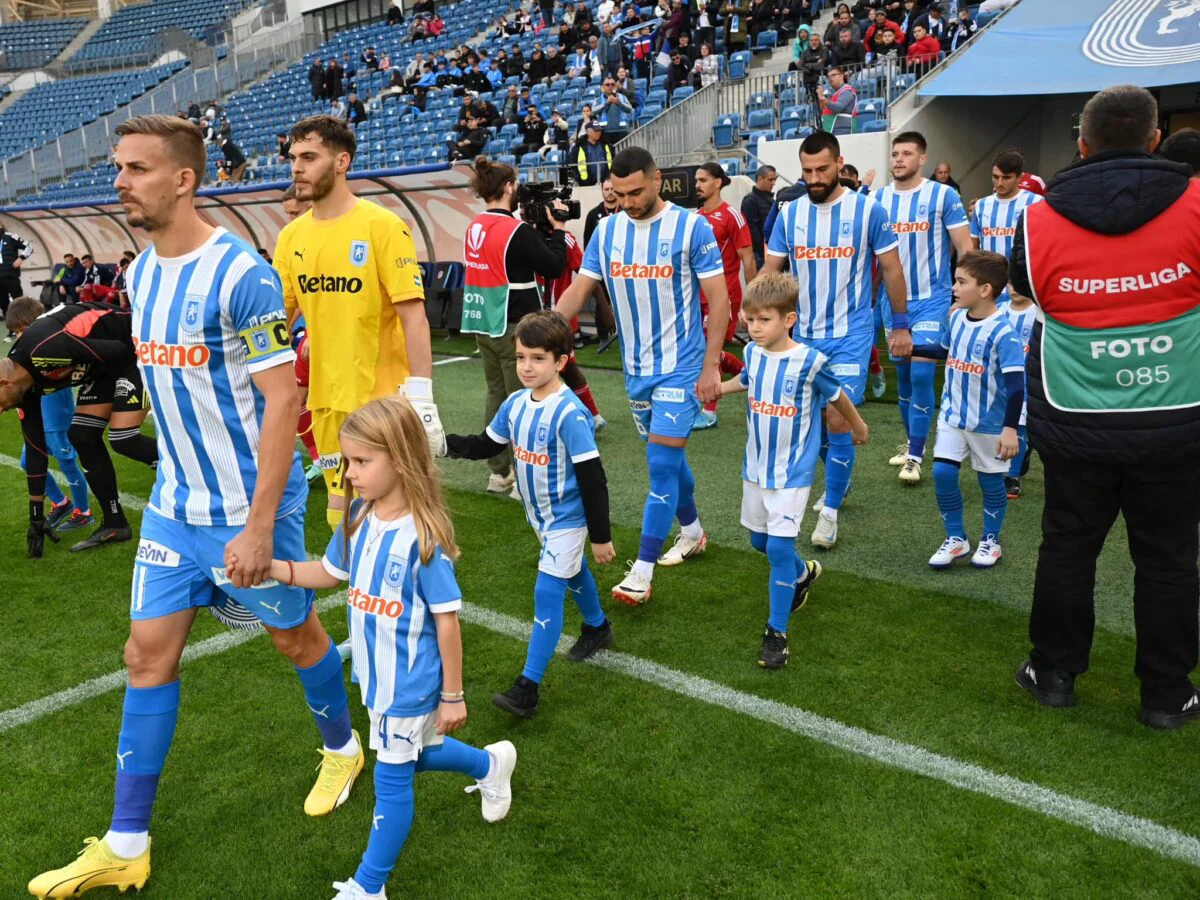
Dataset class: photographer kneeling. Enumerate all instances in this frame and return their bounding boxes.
[461,156,570,495]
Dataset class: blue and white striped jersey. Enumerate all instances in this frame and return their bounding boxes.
[875,178,968,305]
[969,190,1042,258]
[580,202,724,377]
[940,307,1026,434]
[1003,303,1037,426]
[740,341,843,489]
[323,511,460,717]
[487,383,599,533]
[128,227,306,527]
[766,188,897,340]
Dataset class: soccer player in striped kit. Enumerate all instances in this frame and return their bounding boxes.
[718,273,868,668]
[874,131,973,485]
[556,146,730,606]
[970,148,1042,303]
[29,115,362,898]
[760,131,912,550]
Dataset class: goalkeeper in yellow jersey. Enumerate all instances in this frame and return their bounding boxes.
[274,115,443,530]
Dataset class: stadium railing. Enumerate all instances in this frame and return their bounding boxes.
[0,29,322,202]
[614,81,722,170]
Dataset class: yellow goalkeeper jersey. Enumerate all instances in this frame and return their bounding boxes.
[274,198,425,413]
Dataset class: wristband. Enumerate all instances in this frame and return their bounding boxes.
[29,499,44,522]
[286,559,295,586]
[404,376,434,402]
[440,690,465,699]
[440,698,466,704]
[891,313,910,331]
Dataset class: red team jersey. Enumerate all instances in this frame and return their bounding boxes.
[698,201,752,306]
[538,231,585,349]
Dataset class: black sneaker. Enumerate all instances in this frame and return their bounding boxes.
[1005,476,1022,500]
[69,524,133,553]
[1139,689,1200,731]
[1015,659,1076,708]
[492,675,540,719]
[791,559,822,612]
[567,619,613,661]
[46,500,73,530]
[759,625,789,670]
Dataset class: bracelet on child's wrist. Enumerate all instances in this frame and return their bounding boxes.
[441,698,465,704]
[286,559,295,586]
[441,690,465,699]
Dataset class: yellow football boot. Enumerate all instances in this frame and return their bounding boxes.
[28,837,150,898]
[304,729,364,816]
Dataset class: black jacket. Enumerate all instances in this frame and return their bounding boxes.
[740,186,775,257]
[0,230,33,274]
[1012,151,1200,465]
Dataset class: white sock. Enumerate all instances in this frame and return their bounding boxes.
[484,750,496,781]
[631,559,654,580]
[907,454,923,463]
[327,731,360,757]
[820,506,839,522]
[104,830,148,859]
[680,518,704,541]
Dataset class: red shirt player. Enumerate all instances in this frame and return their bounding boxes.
[694,161,757,426]
[535,227,605,429]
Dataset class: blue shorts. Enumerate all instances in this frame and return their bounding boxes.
[806,330,873,406]
[131,506,314,629]
[883,296,951,360]
[625,369,701,440]
[41,390,76,432]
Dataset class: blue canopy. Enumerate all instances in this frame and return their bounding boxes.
[920,0,1200,96]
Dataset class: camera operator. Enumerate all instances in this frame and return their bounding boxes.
[460,157,570,494]
[448,113,489,161]
[512,104,548,158]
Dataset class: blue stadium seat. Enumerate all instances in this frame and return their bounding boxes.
[670,86,693,105]
[712,116,737,149]
[746,108,775,130]
[860,119,889,133]
[747,91,774,112]
[754,30,778,52]
[718,157,740,177]
[729,50,751,79]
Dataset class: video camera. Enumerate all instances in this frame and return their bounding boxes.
[519,181,580,233]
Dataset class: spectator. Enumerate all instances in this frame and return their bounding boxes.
[817,65,857,134]
[325,57,344,98]
[428,12,444,36]
[276,133,291,163]
[666,49,691,89]
[558,21,577,48]
[186,101,201,122]
[501,84,522,123]
[526,47,549,84]
[661,0,687,48]
[361,45,378,67]
[387,0,403,25]
[864,9,905,50]
[788,24,811,69]
[347,92,369,125]
[748,0,778,43]
[57,253,84,303]
[404,51,425,83]
[79,254,112,288]
[577,103,597,140]
[412,0,434,13]
[829,27,866,67]
[868,23,902,64]
[599,77,633,140]
[905,23,941,70]
[448,114,489,160]
[839,162,876,192]
[586,34,602,77]
[599,23,624,76]
[512,106,548,158]
[777,0,810,42]
[217,135,248,181]
[630,25,655,78]
[692,42,720,88]
[308,59,326,101]
[517,86,534,118]
[896,0,921,42]
[569,43,591,78]
[546,46,567,81]
[545,108,572,152]
[614,66,637,104]
[409,15,428,41]
[1160,127,1200,176]
[540,0,556,29]
[823,8,860,43]
[740,164,777,267]
[472,96,501,128]
[341,51,359,88]
[461,59,489,94]
[915,2,947,46]
[694,0,719,46]
[946,7,976,51]
[932,160,960,192]
[798,33,828,104]
[487,58,506,89]
[330,95,347,119]
[676,32,698,65]
[570,121,612,185]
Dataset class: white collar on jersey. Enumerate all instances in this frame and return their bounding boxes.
[527,382,571,404]
[150,227,225,266]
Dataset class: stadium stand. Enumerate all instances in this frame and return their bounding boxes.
[0,19,86,69]
[68,0,254,68]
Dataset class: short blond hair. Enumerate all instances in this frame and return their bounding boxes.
[114,114,207,194]
[743,272,800,317]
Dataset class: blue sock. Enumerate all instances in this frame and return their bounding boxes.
[895,359,912,435]
[818,419,829,465]
[749,530,768,554]
[111,680,180,834]
[907,361,936,460]
[415,736,490,780]
[765,535,799,632]
[978,471,1008,541]
[21,445,64,505]
[353,760,415,895]
[675,456,698,528]
[524,572,567,683]
[823,432,855,510]
[639,442,684,562]
[47,429,90,511]
[294,637,352,750]
[1008,427,1028,478]
[567,565,606,628]
[932,460,966,539]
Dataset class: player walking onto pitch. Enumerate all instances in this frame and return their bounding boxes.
[556,146,731,606]
[694,161,757,430]
[264,397,517,900]
[29,116,363,899]
[274,115,443,532]
[874,131,973,485]
[717,273,867,667]
[927,252,1025,571]
[970,149,1041,303]
[444,311,616,717]
[759,131,912,550]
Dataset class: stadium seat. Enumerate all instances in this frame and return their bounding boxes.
[718,157,740,177]
[860,119,889,133]
[712,116,738,149]
[747,91,774,112]
[671,86,694,105]
[746,108,776,130]
[754,30,778,52]
[729,51,751,79]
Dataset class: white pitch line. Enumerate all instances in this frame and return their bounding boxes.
[457,602,1200,870]
[0,453,147,512]
[433,355,472,366]
[0,592,345,735]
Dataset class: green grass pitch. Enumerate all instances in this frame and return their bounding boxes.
[0,350,1197,898]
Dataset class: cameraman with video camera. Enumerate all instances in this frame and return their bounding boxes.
[460,157,574,494]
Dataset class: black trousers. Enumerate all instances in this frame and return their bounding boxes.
[1030,454,1200,709]
[0,271,22,317]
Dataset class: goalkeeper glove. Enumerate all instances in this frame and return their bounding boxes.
[400,376,447,458]
[27,500,60,559]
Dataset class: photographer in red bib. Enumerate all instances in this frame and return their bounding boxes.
[1011,85,1200,730]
